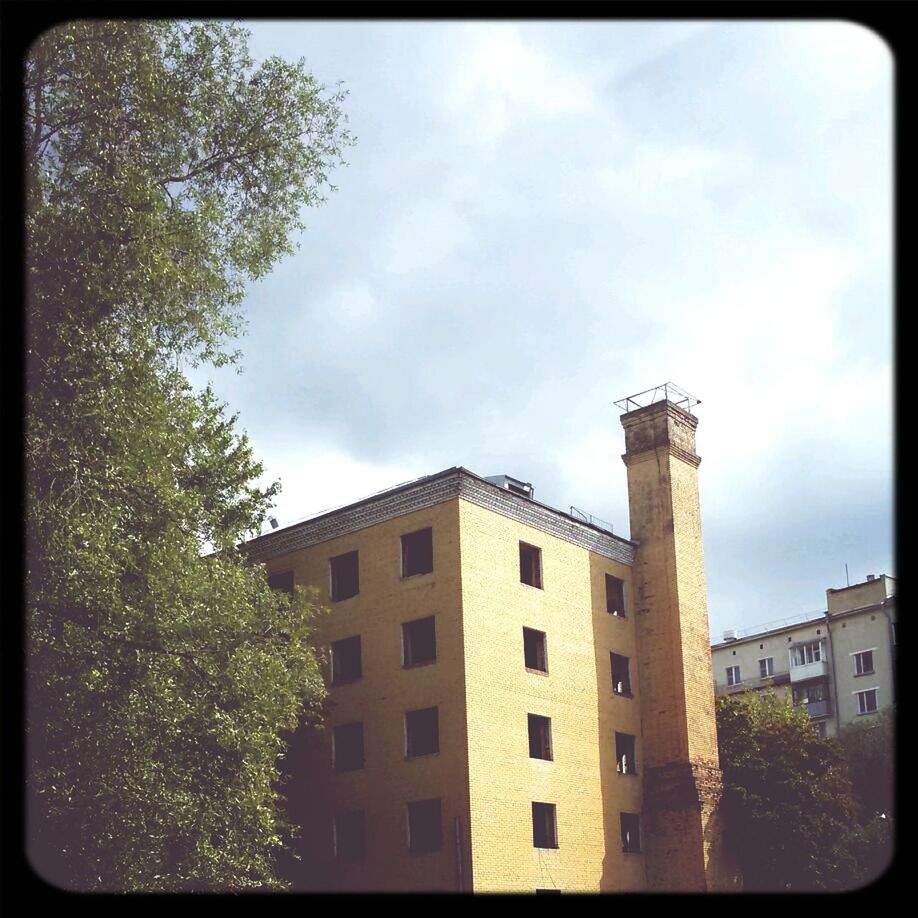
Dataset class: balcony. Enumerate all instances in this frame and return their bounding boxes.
[789,659,829,683]
[714,671,791,696]
[802,699,832,719]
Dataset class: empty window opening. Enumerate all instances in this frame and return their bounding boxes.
[401,527,434,577]
[621,813,641,853]
[532,802,558,849]
[519,542,543,589]
[523,627,548,673]
[331,635,362,685]
[333,722,364,772]
[611,653,632,696]
[330,550,359,601]
[615,732,637,775]
[405,707,439,758]
[853,650,875,676]
[268,570,294,594]
[402,616,436,667]
[528,714,553,761]
[759,657,775,678]
[855,688,878,715]
[726,665,741,686]
[407,799,442,854]
[605,574,626,616]
[334,810,366,862]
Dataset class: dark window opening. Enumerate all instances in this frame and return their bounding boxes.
[611,653,632,696]
[523,627,548,673]
[402,616,436,667]
[334,810,366,862]
[407,799,442,853]
[405,707,439,757]
[519,542,543,589]
[615,732,637,775]
[532,802,558,849]
[268,570,294,594]
[528,714,553,761]
[401,528,433,577]
[621,813,641,853]
[535,889,561,895]
[333,722,364,772]
[330,550,359,601]
[331,635,362,685]
[605,574,626,616]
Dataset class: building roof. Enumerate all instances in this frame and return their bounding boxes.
[243,466,637,565]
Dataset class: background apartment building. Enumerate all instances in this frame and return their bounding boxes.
[246,385,737,892]
[711,574,897,737]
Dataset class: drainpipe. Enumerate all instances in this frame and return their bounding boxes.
[824,612,840,736]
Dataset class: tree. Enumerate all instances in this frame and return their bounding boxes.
[836,708,895,884]
[25,20,353,890]
[716,691,861,891]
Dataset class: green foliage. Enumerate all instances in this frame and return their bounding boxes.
[26,20,352,891]
[836,706,894,821]
[836,708,895,884]
[716,692,861,891]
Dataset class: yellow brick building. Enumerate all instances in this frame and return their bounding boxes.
[246,386,736,892]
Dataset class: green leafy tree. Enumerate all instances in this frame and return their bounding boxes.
[26,20,353,891]
[716,691,861,891]
[836,707,895,884]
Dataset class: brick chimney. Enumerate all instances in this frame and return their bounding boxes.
[618,386,736,891]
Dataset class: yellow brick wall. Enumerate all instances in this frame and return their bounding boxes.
[457,499,645,893]
[669,457,720,766]
[622,403,733,890]
[265,500,471,891]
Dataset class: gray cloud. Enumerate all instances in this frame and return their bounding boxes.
[190,21,894,639]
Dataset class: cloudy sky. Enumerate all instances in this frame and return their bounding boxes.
[189,20,893,642]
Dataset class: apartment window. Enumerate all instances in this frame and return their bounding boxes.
[621,813,641,853]
[528,714,553,761]
[852,649,875,676]
[330,550,359,601]
[402,616,436,667]
[519,542,543,589]
[405,707,439,758]
[331,635,362,685]
[616,732,637,775]
[401,527,433,577]
[532,802,558,849]
[333,722,364,772]
[407,799,442,854]
[605,574,626,616]
[334,810,367,862]
[267,570,294,594]
[611,653,632,696]
[790,640,822,667]
[523,627,548,673]
[726,665,741,686]
[759,657,775,678]
[855,688,879,715]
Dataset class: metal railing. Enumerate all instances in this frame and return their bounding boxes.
[614,382,701,415]
[569,506,613,533]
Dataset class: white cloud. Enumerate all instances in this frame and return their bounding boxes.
[254,443,423,534]
[379,197,474,274]
[324,279,379,328]
[446,23,597,143]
